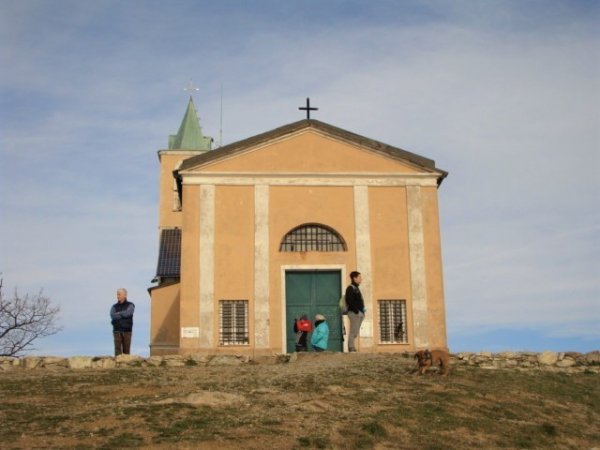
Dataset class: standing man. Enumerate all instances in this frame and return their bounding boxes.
[345,271,365,352]
[110,288,135,355]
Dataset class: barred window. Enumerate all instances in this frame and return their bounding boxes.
[279,223,347,252]
[379,299,408,344]
[219,300,249,345]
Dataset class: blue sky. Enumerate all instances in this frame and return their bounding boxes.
[1,0,598,356]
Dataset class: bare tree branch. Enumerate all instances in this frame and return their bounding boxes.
[0,280,62,357]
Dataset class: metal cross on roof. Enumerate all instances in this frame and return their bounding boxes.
[299,97,318,119]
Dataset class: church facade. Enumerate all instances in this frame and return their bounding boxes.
[148,98,448,356]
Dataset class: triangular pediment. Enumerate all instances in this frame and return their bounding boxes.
[178,120,447,182]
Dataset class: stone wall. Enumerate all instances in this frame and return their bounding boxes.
[0,351,598,373]
[452,350,600,373]
[0,354,254,371]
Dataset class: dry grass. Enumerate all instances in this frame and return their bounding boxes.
[0,353,598,449]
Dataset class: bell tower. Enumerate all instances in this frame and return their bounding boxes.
[158,96,213,229]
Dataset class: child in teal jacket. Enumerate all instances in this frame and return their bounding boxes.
[311,314,329,352]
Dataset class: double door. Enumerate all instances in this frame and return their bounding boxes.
[285,270,342,353]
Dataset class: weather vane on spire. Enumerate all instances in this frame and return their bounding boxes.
[184,80,200,96]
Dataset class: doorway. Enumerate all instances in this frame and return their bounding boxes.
[285,270,342,353]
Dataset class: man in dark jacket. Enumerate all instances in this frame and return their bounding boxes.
[345,271,365,352]
[110,288,135,355]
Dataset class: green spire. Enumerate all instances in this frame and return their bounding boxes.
[168,97,213,150]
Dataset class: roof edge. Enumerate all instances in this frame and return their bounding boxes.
[178,119,447,182]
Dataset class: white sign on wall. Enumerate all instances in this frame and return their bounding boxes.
[360,320,372,338]
[181,327,200,338]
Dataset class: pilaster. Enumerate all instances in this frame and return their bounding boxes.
[199,184,215,348]
[407,185,429,348]
[254,185,270,349]
[353,185,374,349]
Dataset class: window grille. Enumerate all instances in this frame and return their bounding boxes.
[379,299,408,344]
[219,300,249,345]
[279,223,347,252]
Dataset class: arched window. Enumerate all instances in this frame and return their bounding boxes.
[279,223,347,252]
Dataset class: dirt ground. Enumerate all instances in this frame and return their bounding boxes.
[1,352,598,449]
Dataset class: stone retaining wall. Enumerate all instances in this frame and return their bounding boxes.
[452,350,600,373]
[0,354,255,371]
[0,351,598,373]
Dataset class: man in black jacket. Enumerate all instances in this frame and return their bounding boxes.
[345,271,365,352]
[110,288,135,355]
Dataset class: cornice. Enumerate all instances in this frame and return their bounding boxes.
[179,172,439,187]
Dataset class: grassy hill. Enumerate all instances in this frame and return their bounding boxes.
[0,353,598,449]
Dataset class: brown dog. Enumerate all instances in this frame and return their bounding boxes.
[414,349,450,375]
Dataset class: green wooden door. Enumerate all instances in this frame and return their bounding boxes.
[285,270,342,352]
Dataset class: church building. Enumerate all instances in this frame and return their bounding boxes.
[148,97,448,356]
